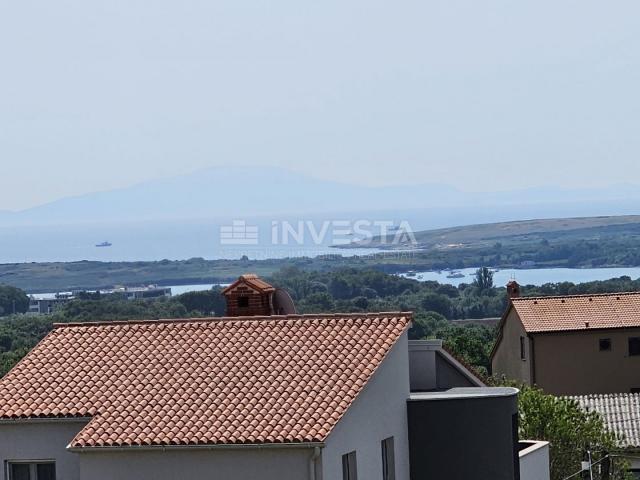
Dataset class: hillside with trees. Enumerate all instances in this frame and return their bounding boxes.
[2,268,640,377]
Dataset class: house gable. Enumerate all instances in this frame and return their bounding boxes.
[0,313,412,450]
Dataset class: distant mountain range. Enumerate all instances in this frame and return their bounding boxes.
[1,166,639,227]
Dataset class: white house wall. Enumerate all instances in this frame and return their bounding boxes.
[321,331,411,480]
[0,420,88,480]
[77,447,311,480]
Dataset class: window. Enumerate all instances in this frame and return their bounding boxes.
[7,462,55,480]
[381,437,395,480]
[520,336,526,360]
[599,338,612,351]
[342,451,357,480]
[629,337,640,356]
[237,296,249,308]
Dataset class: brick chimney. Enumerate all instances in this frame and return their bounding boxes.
[221,274,276,317]
[506,280,521,299]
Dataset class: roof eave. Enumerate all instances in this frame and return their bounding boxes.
[67,441,325,453]
[0,416,92,425]
[527,324,640,335]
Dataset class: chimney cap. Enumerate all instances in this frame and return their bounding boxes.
[506,280,521,299]
[221,274,276,295]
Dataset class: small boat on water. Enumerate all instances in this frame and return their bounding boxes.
[446,271,465,279]
[406,271,417,277]
[96,241,112,248]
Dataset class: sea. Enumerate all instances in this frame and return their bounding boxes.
[3,219,640,296]
[398,267,640,287]
[0,218,384,263]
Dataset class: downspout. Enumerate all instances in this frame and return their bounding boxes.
[530,335,537,385]
[309,446,321,480]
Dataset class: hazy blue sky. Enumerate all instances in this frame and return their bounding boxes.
[1,0,639,210]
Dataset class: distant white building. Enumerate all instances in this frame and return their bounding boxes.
[28,286,172,315]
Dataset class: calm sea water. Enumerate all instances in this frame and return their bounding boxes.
[6,219,640,294]
[0,219,383,263]
[399,267,640,287]
[32,268,640,297]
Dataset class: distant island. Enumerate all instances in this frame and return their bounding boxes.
[2,215,639,293]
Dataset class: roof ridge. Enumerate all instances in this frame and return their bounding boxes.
[52,311,414,328]
[515,291,640,302]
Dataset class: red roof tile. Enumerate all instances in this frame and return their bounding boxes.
[221,274,275,294]
[0,313,411,448]
[512,292,640,333]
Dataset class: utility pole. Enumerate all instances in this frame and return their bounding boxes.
[581,449,593,480]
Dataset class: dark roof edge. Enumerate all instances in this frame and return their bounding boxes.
[67,441,325,453]
[527,324,640,335]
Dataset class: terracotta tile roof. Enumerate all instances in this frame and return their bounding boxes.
[0,313,410,449]
[511,292,640,333]
[570,394,640,448]
[221,274,275,294]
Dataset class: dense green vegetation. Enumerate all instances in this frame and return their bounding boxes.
[0,315,54,375]
[2,268,640,378]
[0,286,29,316]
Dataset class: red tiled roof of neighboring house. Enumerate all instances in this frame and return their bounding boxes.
[511,292,640,333]
[0,313,411,449]
[221,274,275,294]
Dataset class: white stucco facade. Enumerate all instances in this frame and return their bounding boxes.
[0,420,88,480]
[321,331,411,480]
[519,441,550,480]
[76,447,312,480]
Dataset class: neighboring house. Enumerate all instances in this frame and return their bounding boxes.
[27,297,70,315]
[491,282,640,395]
[107,285,172,300]
[408,339,486,390]
[0,275,549,480]
[570,393,640,479]
[28,286,172,315]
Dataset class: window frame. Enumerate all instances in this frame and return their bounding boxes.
[599,338,612,352]
[520,336,526,360]
[381,437,395,480]
[6,460,56,480]
[342,451,358,480]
